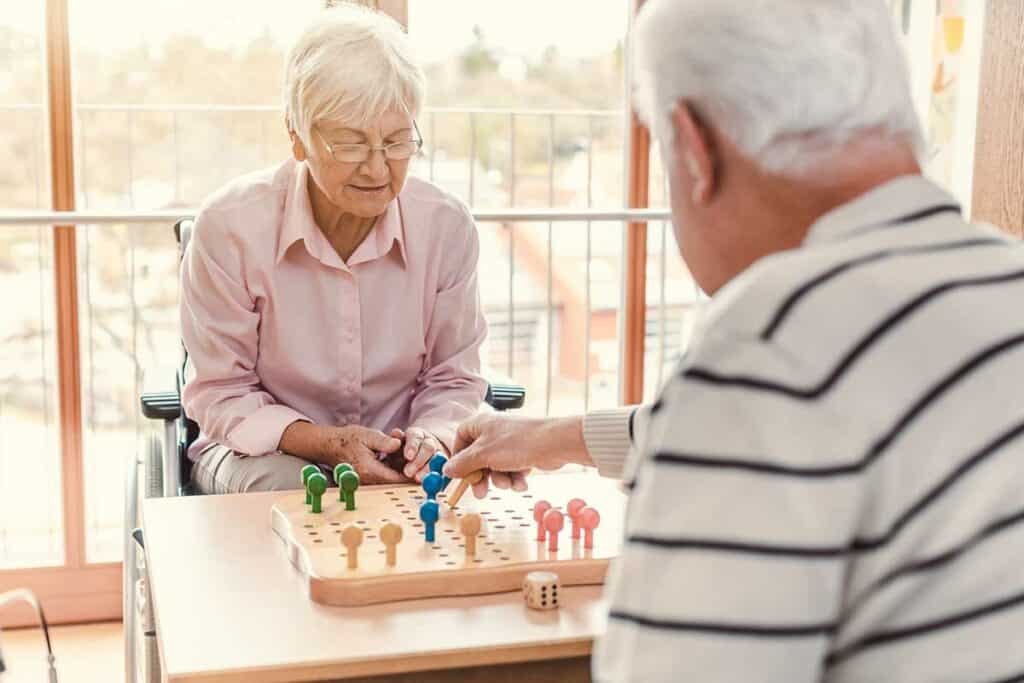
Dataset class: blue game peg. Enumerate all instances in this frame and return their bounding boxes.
[422,471,443,501]
[419,500,439,543]
[429,453,451,489]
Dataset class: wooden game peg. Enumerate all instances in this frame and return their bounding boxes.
[579,507,601,549]
[333,463,354,500]
[459,513,482,559]
[532,500,552,542]
[566,498,587,540]
[341,524,364,570]
[422,472,443,501]
[429,453,451,489]
[447,470,485,508]
[419,500,440,543]
[543,509,565,552]
[339,470,360,511]
[300,464,319,505]
[380,522,403,568]
[307,472,328,514]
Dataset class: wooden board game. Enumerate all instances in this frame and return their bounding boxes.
[271,471,626,606]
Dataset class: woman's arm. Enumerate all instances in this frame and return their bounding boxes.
[180,207,311,457]
[404,210,488,470]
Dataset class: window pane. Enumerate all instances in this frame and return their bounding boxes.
[68,0,323,562]
[0,7,64,569]
[408,0,630,414]
[0,226,64,569]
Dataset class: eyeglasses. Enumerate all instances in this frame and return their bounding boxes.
[315,121,424,164]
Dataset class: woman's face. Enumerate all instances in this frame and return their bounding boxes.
[302,110,416,219]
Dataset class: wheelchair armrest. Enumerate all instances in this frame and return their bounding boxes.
[140,391,181,421]
[140,364,184,421]
[485,383,526,412]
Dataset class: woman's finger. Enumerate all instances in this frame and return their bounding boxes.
[360,453,408,484]
[407,437,440,482]
[404,431,423,461]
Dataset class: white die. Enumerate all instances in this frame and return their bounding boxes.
[522,571,560,610]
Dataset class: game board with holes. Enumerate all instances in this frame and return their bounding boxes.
[271,471,627,606]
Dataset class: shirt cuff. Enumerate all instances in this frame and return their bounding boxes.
[583,408,637,479]
[225,404,312,457]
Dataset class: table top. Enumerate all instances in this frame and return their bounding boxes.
[143,472,616,683]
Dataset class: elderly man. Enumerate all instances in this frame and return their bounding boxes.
[445,0,1024,680]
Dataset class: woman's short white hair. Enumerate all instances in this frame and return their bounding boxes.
[632,0,924,174]
[285,3,425,148]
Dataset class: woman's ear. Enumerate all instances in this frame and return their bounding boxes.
[288,126,307,162]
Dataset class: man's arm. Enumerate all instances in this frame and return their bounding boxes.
[443,405,651,495]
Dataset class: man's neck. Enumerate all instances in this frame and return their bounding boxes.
[708,139,922,292]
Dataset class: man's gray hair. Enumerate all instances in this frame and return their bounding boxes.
[632,0,923,174]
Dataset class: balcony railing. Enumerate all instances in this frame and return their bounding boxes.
[0,103,696,568]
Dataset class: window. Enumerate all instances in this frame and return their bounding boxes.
[0,3,64,569]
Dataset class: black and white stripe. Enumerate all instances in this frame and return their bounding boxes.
[593,178,1024,682]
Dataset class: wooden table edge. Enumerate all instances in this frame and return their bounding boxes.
[163,636,595,682]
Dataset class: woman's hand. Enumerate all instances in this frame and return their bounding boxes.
[280,421,408,484]
[321,425,412,484]
[401,427,448,482]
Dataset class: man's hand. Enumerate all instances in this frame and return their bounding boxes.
[442,414,591,498]
[401,427,448,482]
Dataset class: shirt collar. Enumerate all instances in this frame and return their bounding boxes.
[803,174,962,247]
[276,159,408,269]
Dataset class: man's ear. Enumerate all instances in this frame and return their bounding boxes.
[287,121,307,162]
[669,101,716,205]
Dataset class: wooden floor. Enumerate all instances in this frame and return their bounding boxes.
[1,620,122,682]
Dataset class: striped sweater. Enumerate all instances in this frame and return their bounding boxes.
[583,175,1024,682]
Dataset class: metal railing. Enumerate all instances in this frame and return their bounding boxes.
[1,100,691,566]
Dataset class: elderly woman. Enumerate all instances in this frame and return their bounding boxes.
[180,4,487,493]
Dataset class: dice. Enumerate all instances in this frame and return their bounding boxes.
[522,571,561,610]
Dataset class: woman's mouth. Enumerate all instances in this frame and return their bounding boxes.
[348,183,389,198]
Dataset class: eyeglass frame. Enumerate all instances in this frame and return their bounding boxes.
[313,120,424,164]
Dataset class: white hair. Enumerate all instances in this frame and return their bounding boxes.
[632,0,923,175]
[284,3,425,148]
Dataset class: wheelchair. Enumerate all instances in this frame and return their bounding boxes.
[125,218,526,682]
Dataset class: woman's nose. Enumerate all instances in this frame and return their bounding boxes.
[359,148,388,177]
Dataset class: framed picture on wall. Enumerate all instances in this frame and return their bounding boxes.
[891,0,987,212]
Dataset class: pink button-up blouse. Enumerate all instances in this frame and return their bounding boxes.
[180,158,488,460]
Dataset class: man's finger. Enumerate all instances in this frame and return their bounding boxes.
[510,473,529,491]
[443,443,486,479]
[471,476,490,499]
[453,417,484,454]
[491,471,512,490]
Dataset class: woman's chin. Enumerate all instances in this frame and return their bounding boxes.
[337,194,393,218]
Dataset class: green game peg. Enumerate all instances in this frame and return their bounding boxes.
[300,464,320,505]
[307,472,328,514]
[339,470,360,511]
[334,463,354,500]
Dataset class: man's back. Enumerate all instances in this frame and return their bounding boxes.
[596,175,1024,682]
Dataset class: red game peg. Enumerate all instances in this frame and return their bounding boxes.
[543,509,565,552]
[533,500,552,542]
[579,507,600,549]
[566,498,587,540]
